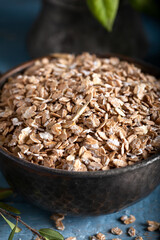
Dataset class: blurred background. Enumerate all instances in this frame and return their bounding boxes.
[0,0,160,73]
[0,0,160,72]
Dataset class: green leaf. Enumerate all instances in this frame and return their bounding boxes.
[39,228,64,240]
[8,221,18,240]
[0,188,13,200]
[129,0,159,17]
[0,202,21,214]
[87,0,119,31]
[0,213,21,233]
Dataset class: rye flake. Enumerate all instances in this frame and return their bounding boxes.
[50,213,65,231]
[0,53,160,171]
[147,220,160,231]
[120,215,136,225]
[111,227,123,235]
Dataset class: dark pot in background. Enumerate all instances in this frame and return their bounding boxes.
[28,0,148,58]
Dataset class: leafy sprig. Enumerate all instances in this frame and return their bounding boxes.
[0,188,64,240]
[86,0,159,31]
[87,0,119,31]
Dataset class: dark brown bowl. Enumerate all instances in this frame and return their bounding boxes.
[0,54,160,215]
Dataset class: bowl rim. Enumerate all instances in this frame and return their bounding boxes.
[0,53,160,178]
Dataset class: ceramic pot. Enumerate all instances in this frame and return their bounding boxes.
[28,0,148,58]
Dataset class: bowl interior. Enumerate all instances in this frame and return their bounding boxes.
[0,53,160,177]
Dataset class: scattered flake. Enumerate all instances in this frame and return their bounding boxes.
[147,220,160,231]
[96,232,106,240]
[111,227,123,235]
[128,227,136,237]
[90,236,98,240]
[50,213,65,231]
[120,215,136,224]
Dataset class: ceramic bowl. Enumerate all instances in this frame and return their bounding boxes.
[0,54,160,215]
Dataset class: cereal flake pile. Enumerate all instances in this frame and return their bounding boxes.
[0,53,160,171]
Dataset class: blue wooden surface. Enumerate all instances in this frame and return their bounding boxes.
[0,1,160,239]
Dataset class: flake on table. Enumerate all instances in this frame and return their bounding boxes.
[96,232,106,240]
[120,215,136,224]
[90,236,97,240]
[50,213,65,231]
[147,220,160,231]
[111,227,123,235]
[127,227,136,237]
